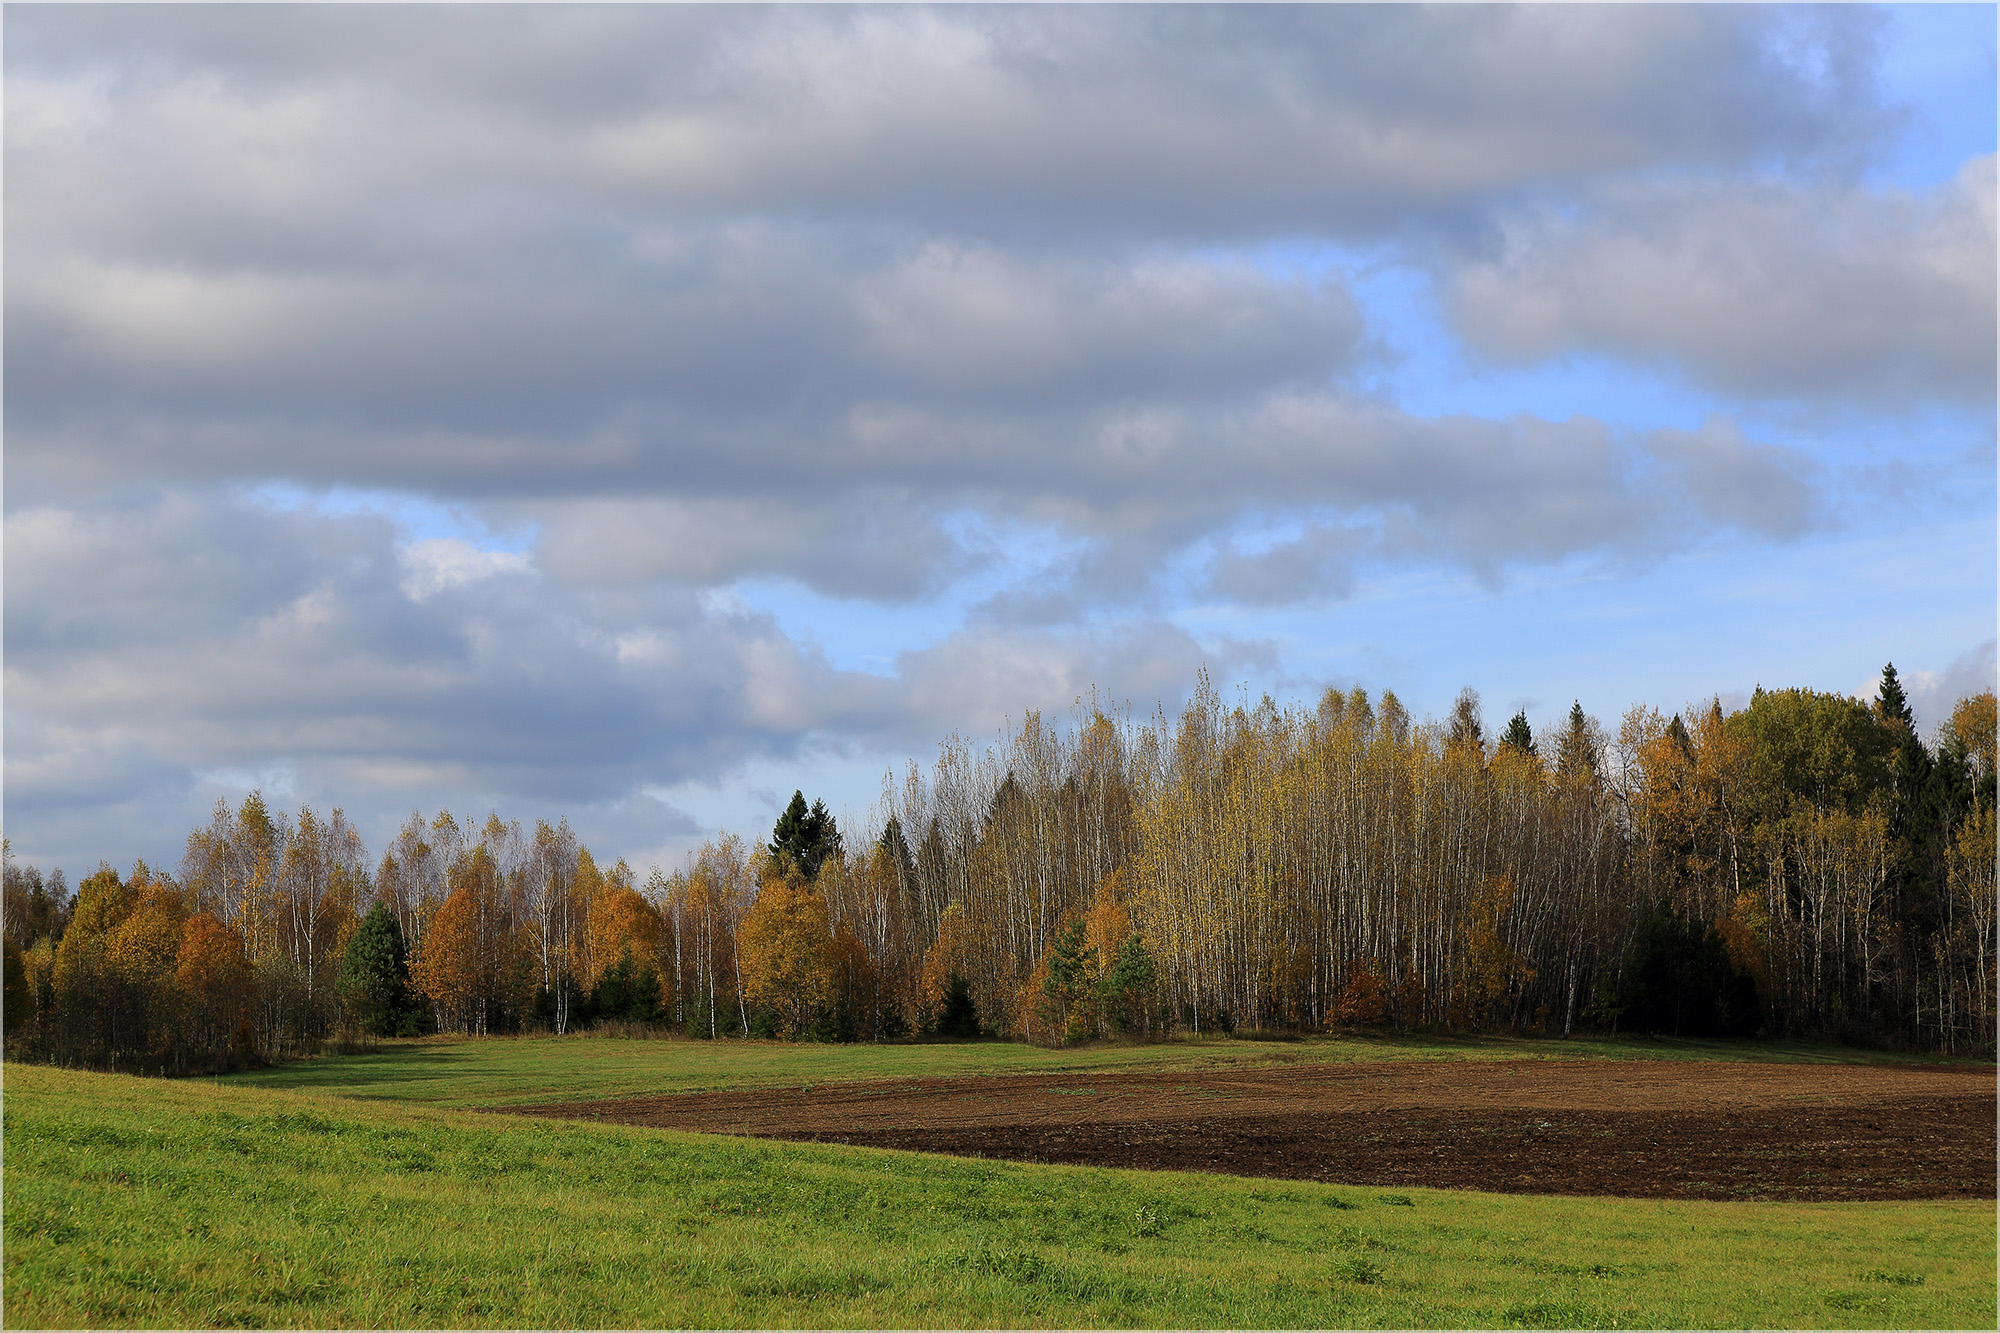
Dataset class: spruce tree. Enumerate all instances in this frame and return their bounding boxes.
[1556,702,1600,782]
[938,973,980,1038]
[1499,711,1536,757]
[340,902,412,1037]
[769,791,843,881]
[1875,665,1941,989]
[1103,933,1158,1034]
[1874,663,1916,733]
[1042,917,1099,1038]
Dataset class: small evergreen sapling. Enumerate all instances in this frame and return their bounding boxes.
[938,972,980,1037]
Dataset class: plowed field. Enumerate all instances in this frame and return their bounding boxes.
[510,1057,1996,1201]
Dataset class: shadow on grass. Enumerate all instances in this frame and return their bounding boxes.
[211,1040,478,1095]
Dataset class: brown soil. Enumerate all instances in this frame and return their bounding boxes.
[508,1058,1997,1201]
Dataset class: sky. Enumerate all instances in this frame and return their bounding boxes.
[5,3,1995,884]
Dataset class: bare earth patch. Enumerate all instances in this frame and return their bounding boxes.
[507,1057,1996,1201]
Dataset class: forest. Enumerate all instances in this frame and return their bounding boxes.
[4,664,1994,1072]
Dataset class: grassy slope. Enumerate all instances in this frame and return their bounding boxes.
[209,1029,1980,1109]
[5,1060,1994,1329]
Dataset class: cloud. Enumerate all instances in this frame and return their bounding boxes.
[1207,524,1368,606]
[2,489,1248,871]
[4,226,1367,490]
[0,3,1918,618]
[532,495,965,602]
[1887,640,1998,736]
[2,3,1973,878]
[5,5,1894,242]
[398,538,532,602]
[1645,420,1820,539]
[1451,156,1997,404]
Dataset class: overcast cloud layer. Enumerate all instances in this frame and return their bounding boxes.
[6,4,1994,876]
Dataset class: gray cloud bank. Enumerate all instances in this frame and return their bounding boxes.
[4,487,1239,869]
[10,6,1975,579]
[5,4,1989,869]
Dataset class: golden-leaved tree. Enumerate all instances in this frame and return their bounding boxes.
[737,871,831,1037]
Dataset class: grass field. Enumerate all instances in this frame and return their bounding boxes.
[4,1036,1995,1328]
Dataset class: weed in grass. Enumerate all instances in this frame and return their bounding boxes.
[1330,1224,1391,1252]
[1864,1270,1927,1286]
[1378,1192,1416,1206]
[1502,1253,1625,1280]
[1332,1254,1384,1284]
[1504,1297,1601,1328]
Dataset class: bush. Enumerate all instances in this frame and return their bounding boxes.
[1333,1255,1383,1284]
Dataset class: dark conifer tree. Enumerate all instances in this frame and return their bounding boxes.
[769,790,842,881]
[939,972,980,1037]
[1499,711,1536,758]
[1874,662,1916,733]
[340,901,413,1037]
[1555,702,1600,783]
[1666,713,1694,757]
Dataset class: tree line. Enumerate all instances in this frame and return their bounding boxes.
[4,665,1994,1070]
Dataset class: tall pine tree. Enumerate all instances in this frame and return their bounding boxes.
[1556,702,1600,783]
[769,791,843,882]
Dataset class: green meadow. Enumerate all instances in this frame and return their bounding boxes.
[4,1036,1994,1329]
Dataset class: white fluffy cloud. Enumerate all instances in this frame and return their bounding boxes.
[1880,640,1999,737]
[1451,156,1997,404]
[397,538,532,602]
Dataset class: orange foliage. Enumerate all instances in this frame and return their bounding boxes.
[827,922,874,1032]
[1714,890,1769,994]
[1450,874,1535,1029]
[176,913,253,1050]
[1331,961,1387,1027]
[176,914,251,999]
[585,887,663,988]
[1489,740,1546,790]
[917,901,975,1027]
[108,882,189,988]
[1949,692,1997,779]
[736,873,830,1036]
[1017,954,1055,1045]
[1082,870,1129,981]
[409,884,491,1033]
